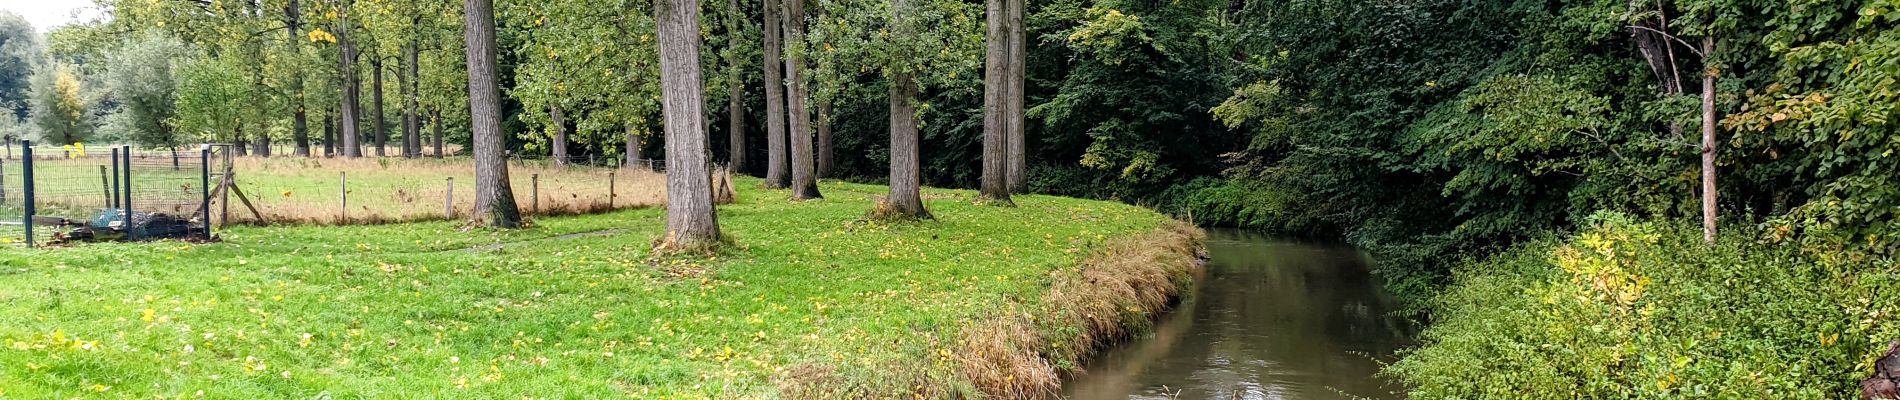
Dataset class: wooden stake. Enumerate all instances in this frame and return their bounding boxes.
[445,177,455,218]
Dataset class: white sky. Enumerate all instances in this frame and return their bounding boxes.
[1,0,103,32]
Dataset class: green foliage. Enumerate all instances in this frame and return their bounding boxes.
[171,55,256,144]
[99,32,193,147]
[505,0,662,157]
[0,11,38,122]
[26,63,89,145]
[1390,214,1900,399]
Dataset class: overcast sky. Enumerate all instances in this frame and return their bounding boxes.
[1,0,102,32]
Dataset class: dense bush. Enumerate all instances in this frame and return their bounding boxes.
[1390,214,1900,399]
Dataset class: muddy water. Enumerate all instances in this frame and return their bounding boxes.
[1062,229,1413,400]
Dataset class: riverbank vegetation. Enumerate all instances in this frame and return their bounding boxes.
[1390,215,1900,398]
[0,178,1197,398]
[2,0,1899,396]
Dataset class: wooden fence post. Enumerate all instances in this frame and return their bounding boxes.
[99,165,111,208]
[531,174,538,215]
[445,177,455,219]
[608,171,616,208]
[340,172,348,224]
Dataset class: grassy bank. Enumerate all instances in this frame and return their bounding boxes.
[0,177,1198,398]
[1389,214,1900,399]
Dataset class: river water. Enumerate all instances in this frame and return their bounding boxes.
[1062,229,1414,400]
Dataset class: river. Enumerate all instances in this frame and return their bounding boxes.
[1062,229,1414,399]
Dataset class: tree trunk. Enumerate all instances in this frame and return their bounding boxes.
[551,104,569,166]
[884,0,927,219]
[323,109,336,157]
[403,39,421,158]
[255,134,272,156]
[1005,0,1025,193]
[656,0,722,248]
[431,108,445,158]
[726,0,747,173]
[979,0,1012,203]
[626,124,644,167]
[1700,36,1717,243]
[338,6,362,158]
[287,0,310,157]
[784,0,821,199]
[372,56,388,157]
[816,99,832,178]
[1627,0,1685,141]
[465,0,522,228]
[762,0,789,188]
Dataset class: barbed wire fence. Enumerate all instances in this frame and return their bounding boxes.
[2,141,214,248]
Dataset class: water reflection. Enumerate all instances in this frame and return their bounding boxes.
[1062,229,1413,400]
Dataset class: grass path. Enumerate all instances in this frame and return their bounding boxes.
[0,177,1177,399]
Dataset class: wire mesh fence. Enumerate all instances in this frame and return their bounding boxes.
[209,153,670,226]
[2,141,213,248]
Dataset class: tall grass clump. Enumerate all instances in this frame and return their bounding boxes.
[1389,213,1900,399]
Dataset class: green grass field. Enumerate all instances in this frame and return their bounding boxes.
[0,177,1180,398]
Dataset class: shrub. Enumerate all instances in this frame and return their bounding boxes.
[1389,213,1900,399]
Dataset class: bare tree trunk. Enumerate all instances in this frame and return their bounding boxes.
[403,39,421,158]
[762,0,790,188]
[979,0,1012,204]
[656,0,722,248]
[338,4,362,158]
[725,0,747,173]
[287,0,311,157]
[256,133,272,156]
[784,0,822,199]
[551,104,569,165]
[431,108,445,158]
[1701,36,1717,243]
[465,0,522,228]
[323,109,336,157]
[372,56,388,157]
[816,99,833,178]
[1005,0,1025,193]
[884,0,927,219]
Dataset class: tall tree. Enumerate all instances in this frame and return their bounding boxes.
[1004,0,1025,193]
[656,0,722,248]
[27,63,89,145]
[464,0,522,228]
[725,0,748,172]
[1700,36,1716,243]
[550,104,569,165]
[287,0,312,157]
[399,37,419,158]
[371,55,388,156]
[783,0,822,199]
[0,12,38,123]
[100,33,188,148]
[337,0,364,158]
[816,99,832,177]
[762,0,790,187]
[978,0,1011,203]
[881,0,927,218]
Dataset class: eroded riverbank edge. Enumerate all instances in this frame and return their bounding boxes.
[955,220,1206,398]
